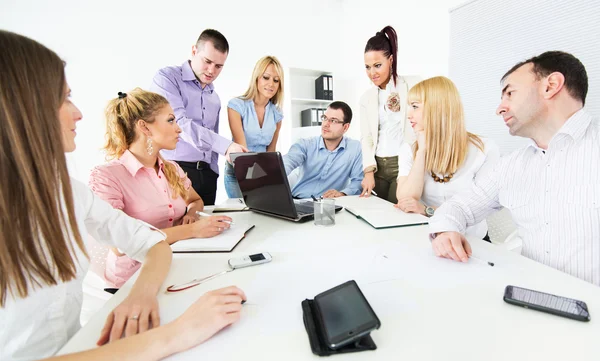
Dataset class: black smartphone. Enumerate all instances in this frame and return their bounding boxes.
[503,285,590,322]
[314,280,381,349]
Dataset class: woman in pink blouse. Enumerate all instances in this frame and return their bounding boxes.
[90,88,232,288]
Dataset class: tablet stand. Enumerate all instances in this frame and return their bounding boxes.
[301,299,377,356]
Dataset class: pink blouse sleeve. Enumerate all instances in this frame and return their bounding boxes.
[89,166,125,210]
[170,161,192,190]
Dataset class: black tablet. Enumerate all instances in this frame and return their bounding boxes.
[314,280,381,349]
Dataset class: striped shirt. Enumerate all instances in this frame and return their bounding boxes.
[430,109,600,286]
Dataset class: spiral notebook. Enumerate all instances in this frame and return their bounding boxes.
[170,223,255,253]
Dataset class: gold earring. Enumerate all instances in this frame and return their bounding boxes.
[146,138,154,155]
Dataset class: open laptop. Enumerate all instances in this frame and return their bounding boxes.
[231,152,342,222]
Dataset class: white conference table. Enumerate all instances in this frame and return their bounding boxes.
[59,197,600,360]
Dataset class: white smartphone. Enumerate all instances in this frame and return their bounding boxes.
[228,252,272,269]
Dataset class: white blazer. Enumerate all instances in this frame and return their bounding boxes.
[359,75,421,171]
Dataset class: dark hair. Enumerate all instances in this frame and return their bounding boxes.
[364,26,398,86]
[0,30,85,306]
[501,51,588,106]
[329,101,353,123]
[196,29,229,54]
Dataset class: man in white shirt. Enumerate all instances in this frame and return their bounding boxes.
[429,51,600,286]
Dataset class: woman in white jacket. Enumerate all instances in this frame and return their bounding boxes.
[360,25,421,203]
[0,30,245,361]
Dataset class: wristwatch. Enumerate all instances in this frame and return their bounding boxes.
[424,205,435,217]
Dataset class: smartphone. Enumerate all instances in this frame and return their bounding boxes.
[314,280,381,349]
[503,285,590,322]
[228,252,272,269]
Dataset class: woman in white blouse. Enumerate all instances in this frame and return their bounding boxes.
[395,76,500,240]
[0,30,245,361]
[360,25,421,203]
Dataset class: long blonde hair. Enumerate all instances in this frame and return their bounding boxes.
[0,31,86,307]
[240,56,284,109]
[104,88,187,199]
[409,76,484,175]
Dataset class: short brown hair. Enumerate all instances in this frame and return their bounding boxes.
[196,29,229,53]
[502,51,588,106]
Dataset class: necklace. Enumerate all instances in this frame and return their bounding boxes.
[431,171,454,183]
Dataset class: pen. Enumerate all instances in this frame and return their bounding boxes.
[470,255,495,267]
[371,190,378,196]
[311,195,319,202]
[196,211,234,225]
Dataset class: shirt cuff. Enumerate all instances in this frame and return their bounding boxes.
[428,221,461,243]
[125,221,166,262]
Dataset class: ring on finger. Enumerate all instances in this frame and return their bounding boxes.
[129,314,139,321]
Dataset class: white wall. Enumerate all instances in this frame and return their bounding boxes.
[450,0,600,154]
[0,0,463,204]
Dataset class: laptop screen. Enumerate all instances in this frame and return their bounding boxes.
[231,152,298,219]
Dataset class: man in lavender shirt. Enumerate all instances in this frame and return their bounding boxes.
[151,29,247,205]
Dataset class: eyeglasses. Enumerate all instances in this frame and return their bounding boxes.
[321,115,345,124]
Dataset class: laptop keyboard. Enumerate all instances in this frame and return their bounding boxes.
[294,201,314,216]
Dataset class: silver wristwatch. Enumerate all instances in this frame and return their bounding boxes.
[424,205,435,217]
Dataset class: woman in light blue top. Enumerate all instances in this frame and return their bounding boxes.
[225,55,284,198]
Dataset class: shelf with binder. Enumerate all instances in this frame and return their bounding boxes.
[286,68,334,129]
[279,67,333,150]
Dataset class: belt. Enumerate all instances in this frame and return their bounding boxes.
[177,160,211,170]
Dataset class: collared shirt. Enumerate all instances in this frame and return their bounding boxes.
[398,138,500,238]
[283,136,364,199]
[227,98,283,152]
[430,109,600,286]
[89,150,190,287]
[151,61,232,174]
[0,178,165,361]
[376,78,408,157]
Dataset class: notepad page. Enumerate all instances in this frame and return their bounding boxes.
[336,196,428,228]
[170,223,253,252]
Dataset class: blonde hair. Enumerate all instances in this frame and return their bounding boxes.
[0,30,86,306]
[408,76,484,175]
[104,88,187,199]
[240,56,284,109]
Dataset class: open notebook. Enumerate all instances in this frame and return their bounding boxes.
[212,198,249,213]
[336,196,429,229]
[170,223,255,253]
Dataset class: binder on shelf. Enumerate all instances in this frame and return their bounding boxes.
[327,76,333,100]
[315,75,328,100]
[301,108,320,127]
[316,108,325,125]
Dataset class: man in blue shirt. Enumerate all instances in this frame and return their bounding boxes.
[283,101,363,199]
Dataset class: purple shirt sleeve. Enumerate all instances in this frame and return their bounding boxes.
[151,69,231,156]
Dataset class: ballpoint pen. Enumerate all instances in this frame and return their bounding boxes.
[470,255,495,267]
[196,211,234,225]
[166,268,233,292]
